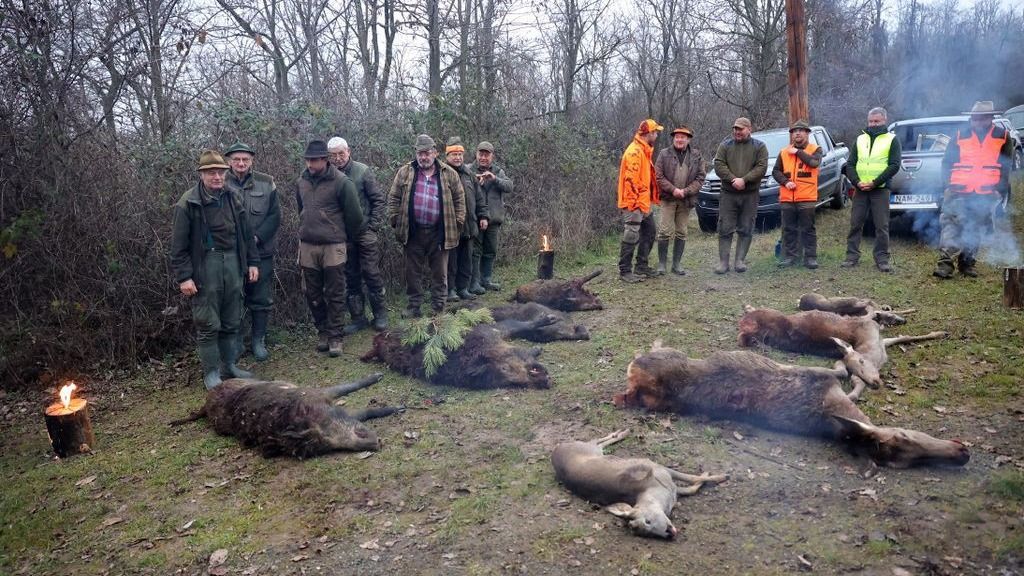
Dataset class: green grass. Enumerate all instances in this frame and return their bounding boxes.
[988,470,1024,502]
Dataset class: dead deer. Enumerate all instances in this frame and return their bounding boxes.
[551,429,727,539]
[738,305,947,400]
[797,293,915,326]
[614,342,969,468]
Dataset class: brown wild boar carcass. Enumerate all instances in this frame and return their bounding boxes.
[797,292,913,326]
[360,325,550,389]
[512,269,603,312]
[552,429,727,539]
[169,373,403,457]
[614,342,969,468]
[738,305,947,400]
[490,302,590,342]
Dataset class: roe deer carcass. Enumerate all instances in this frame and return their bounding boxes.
[551,429,727,539]
[797,292,915,326]
[512,269,603,311]
[169,373,403,458]
[738,305,947,400]
[613,342,969,468]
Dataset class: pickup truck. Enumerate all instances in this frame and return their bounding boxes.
[695,125,851,232]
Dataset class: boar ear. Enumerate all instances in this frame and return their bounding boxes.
[832,415,874,439]
[605,503,637,519]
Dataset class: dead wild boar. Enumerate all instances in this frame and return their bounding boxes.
[738,305,947,400]
[797,292,911,326]
[169,373,403,458]
[614,342,969,468]
[552,429,727,539]
[512,269,603,312]
[490,302,590,342]
[360,325,550,389]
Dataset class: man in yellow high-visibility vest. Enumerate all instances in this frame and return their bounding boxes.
[842,107,902,273]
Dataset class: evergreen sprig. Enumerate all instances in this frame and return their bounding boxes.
[401,308,494,377]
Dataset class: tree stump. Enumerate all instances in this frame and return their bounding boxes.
[537,250,555,280]
[44,399,95,457]
[1005,267,1024,309]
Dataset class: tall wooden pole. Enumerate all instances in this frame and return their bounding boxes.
[785,0,809,123]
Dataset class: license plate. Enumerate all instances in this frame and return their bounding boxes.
[892,194,934,204]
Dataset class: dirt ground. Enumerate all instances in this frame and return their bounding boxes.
[2,199,1023,575]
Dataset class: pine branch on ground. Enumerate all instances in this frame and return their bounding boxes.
[401,308,494,376]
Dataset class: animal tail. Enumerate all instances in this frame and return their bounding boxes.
[168,407,206,426]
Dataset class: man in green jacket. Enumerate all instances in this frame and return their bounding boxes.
[388,134,466,317]
[296,140,365,357]
[713,117,768,273]
[469,141,513,292]
[170,150,260,389]
[224,142,280,361]
[445,136,489,301]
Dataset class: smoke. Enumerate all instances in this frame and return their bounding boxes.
[909,210,941,247]
[984,204,1023,267]
[940,196,1023,267]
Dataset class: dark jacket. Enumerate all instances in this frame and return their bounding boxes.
[469,162,513,225]
[170,183,259,288]
[844,129,903,189]
[388,159,465,250]
[296,164,365,245]
[654,145,706,206]
[228,170,280,258]
[339,160,385,232]
[451,162,489,238]
[713,137,769,194]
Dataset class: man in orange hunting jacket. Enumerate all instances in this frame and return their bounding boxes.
[617,118,663,283]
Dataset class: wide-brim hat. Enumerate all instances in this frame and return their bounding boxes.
[224,142,255,157]
[789,120,811,133]
[304,140,329,158]
[197,149,229,171]
[670,126,694,137]
[962,100,1002,115]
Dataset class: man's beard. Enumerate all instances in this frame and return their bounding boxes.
[418,159,433,169]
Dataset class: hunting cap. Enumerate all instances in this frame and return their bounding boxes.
[476,141,495,152]
[963,100,1002,116]
[789,120,811,133]
[446,137,465,154]
[670,125,694,137]
[415,134,436,152]
[223,142,255,157]
[732,117,752,129]
[197,149,229,171]
[327,137,348,151]
[303,140,329,159]
[637,119,664,134]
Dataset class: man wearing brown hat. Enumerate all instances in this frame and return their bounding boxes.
[772,120,823,268]
[170,150,260,389]
[654,125,705,275]
[224,142,280,361]
[617,119,664,282]
[387,134,466,317]
[712,117,768,273]
[445,136,489,301]
[296,139,365,356]
[933,101,1015,279]
[469,141,513,291]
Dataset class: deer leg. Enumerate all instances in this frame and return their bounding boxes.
[593,429,630,449]
[881,331,948,348]
[323,372,384,399]
[668,470,729,485]
[348,406,406,422]
[846,375,868,401]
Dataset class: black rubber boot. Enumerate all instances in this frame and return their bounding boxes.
[343,295,368,336]
[219,337,254,379]
[251,311,269,361]
[671,239,686,275]
[655,240,669,276]
[369,291,389,331]
[199,341,222,389]
[714,237,730,274]
[734,236,752,273]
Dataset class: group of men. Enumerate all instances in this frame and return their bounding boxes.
[616,100,1014,281]
[170,135,512,389]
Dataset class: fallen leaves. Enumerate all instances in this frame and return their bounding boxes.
[75,475,97,487]
[208,548,228,576]
[100,516,123,528]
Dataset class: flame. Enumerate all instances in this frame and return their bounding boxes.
[60,383,76,410]
[541,235,551,252]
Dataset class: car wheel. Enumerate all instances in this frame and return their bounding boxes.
[697,212,717,233]
[829,176,851,209]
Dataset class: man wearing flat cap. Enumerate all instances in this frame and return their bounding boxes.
[445,136,489,301]
[327,136,388,334]
[224,142,280,361]
[617,119,664,282]
[654,125,706,275]
[469,141,513,292]
[713,117,768,273]
[170,150,260,389]
[387,134,466,317]
[772,120,823,269]
[933,101,1015,279]
[296,139,365,357]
